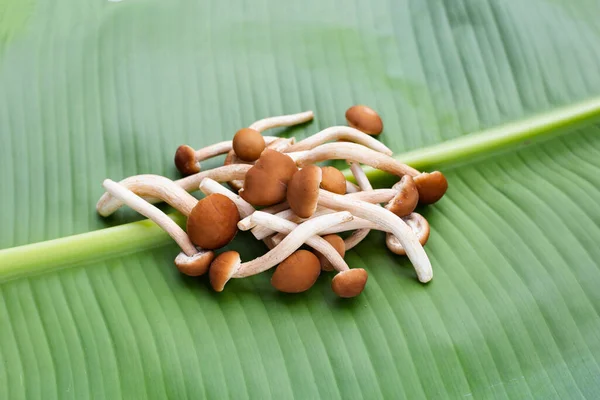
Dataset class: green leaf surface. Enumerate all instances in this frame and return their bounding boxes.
[1,0,600,398]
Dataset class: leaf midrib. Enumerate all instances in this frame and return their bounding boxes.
[2,96,600,282]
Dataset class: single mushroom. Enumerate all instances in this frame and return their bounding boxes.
[187,193,240,249]
[174,136,279,175]
[320,166,347,195]
[345,105,383,135]
[271,250,321,293]
[413,172,449,205]
[102,179,214,276]
[96,164,251,216]
[232,128,265,162]
[332,269,369,298]
[284,126,391,154]
[288,142,448,204]
[239,149,298,206]
[248,110,314,132]
[174,145,201,176]
[208,211,353,291]
[386,213,431,255]
[224,137,296,192]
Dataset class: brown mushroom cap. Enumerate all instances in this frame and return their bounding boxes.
[174,250,215,276]
[240,149,298,206]
[209,251,241,292]
[174,145,200,175]
[233,128,265,162]
[315,234,346,271]
[413,171,448,204]
[320,166,346,195]
[271,250,321,293]
[287,165,322,218]
[386,175,419,217]
[331,268,368,298]
[345,105,383,135]
[187,193,240,249]
[386,213,431,255]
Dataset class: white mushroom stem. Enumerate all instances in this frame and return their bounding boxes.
[97,164,251,216]
[233,211,353,278]
[245,207,427,238]
[262,235,278,250]
[298,212,423,236]
[345,162,373,250]
[250,213,349,272]
[251,208,408,239]
[317,189,433,283]
[199,178,255,218]
[260,201,290,214]
[102,179,197,257]
[269,232,286,247]
[176,164,251,193]
[193,136,279,162]
[98,175,198,217]
[240,189,398,240]
[266,137,296,151]
[284,126,393,155]
[237,201,290,231]
[288,142,420,177]
[346,181,361,193]
[344,226,370,250]
[350,162,373,191]
[248,206,331,240]
[249,111,314,132]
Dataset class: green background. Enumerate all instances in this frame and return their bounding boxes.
[1,0,600,398]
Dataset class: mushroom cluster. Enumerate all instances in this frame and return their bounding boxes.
[96,105,448,298]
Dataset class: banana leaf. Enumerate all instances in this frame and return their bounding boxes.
[1,0,600,398]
